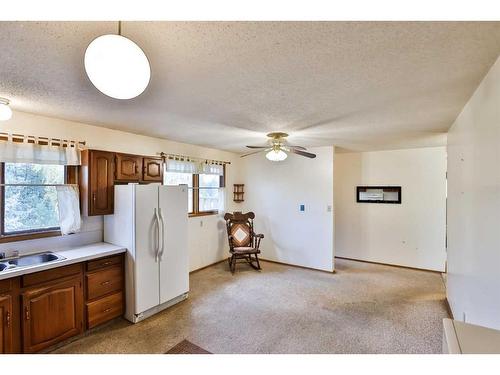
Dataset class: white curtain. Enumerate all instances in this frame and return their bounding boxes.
[200,163,224,176]
[166,158,198,174]
[0,139,81,165]
[56,185,82,235]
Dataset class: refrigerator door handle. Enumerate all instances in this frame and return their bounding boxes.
[154,208,160,262]
[158,208,165,261]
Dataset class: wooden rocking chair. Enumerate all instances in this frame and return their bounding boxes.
[224,211,264,273]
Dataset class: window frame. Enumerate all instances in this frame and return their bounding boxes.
[0,163,75,243]
[165,165,225,218]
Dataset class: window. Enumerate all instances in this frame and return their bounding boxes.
[164,166,225,216]
[1,162,66,240]
[198,174,221,212]
[164,171,193,213]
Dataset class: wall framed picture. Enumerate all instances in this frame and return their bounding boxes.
[356,186,401,204]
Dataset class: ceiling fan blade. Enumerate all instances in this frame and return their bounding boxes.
[246,145,269,149]
[290,149,316,158]
[240,149,269,158]
[286,145,307,151]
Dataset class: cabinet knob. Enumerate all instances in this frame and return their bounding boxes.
[6,311,10,327]
[101,280,111,286]
[92,193,96,203]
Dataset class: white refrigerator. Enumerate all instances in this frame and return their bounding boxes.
[104,184,189,323]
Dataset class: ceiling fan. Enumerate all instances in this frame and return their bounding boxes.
[241,132,316,161]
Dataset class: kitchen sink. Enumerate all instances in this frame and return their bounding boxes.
[0,252,65,272]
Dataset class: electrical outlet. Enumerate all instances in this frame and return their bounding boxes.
[463,312,466,322]
[200,220,203,227]
[327,205,332,212]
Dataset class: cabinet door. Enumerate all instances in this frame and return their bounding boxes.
[22,277,83,353]
[115,153,142,181]
[142,157,163,182]
[0,295,13,354]
[89,150,115,215]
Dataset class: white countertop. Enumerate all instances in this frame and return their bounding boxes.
[0,242,126,280]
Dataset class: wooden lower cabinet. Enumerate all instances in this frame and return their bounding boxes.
[0,295,13,354]
[0,253,125,354]
[86,291,123,329]
[22,276,83,353]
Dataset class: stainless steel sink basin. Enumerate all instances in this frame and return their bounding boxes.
[0,252,65,273]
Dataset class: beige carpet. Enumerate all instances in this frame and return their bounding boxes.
[53,258,449,354]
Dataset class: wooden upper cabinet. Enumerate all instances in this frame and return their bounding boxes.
[0,295,13,354]
[142,157,163,182]
[80,149,115,216]
[80,150,164,216]
[22,276,83,353]
[115,153,142,181]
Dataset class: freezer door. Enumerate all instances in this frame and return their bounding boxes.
[158,185,189,304]
[134,184,161,314]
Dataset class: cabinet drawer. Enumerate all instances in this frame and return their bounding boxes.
[86,291,123,329]
[86,265,123,301]
[86,255,122,272]
[22,263,82,288]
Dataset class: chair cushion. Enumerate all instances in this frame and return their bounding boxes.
[233,246,259,254]
[230,224,251,247]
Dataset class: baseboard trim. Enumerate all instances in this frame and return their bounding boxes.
[334,256,443,274]
[189,259,226,274]
[260,258,335,274]
[444,298,454,319]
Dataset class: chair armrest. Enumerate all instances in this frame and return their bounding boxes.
[253,233,264,239]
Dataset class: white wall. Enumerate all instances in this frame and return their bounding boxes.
[447,57,500,329]
[239,147,335,272]
[0,110,240,272]
[334,147,447,272]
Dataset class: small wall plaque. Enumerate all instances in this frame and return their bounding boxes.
[356,186,401,204]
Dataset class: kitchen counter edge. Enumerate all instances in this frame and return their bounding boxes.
[0,242,126,280]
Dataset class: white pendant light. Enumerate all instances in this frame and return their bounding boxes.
[0,98,12,121]
[266,149,288,162]
[84,22,151,100]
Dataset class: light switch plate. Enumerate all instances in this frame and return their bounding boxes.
[299,204,305,212]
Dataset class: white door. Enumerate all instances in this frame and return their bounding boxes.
[158,185,189,304]
[134,184,161,314]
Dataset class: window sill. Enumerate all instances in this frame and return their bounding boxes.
[188,211,219,218]
[0,230,61,244]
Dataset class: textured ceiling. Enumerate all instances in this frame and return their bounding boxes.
[1,21,500,152]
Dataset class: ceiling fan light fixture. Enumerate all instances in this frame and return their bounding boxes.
[0,98,12,121]
[266,149,288,162]
[84,25,151,100]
